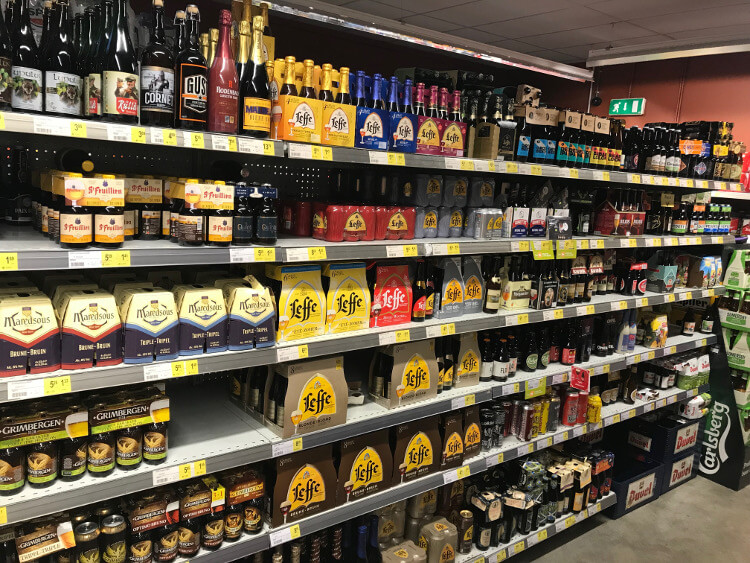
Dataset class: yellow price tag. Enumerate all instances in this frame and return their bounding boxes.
[227,136,238,152]
[617,301,627,310]
[594,239,605,249]
[212,488,225,503]
[685,179,694,187]
[578,239,589,250]
[565,516,576,528]
[0,112,5,130]
[652,238,662,246]
[44,376,72,396]
[386,152,402,165]
[488,161,496,172]
[554,309,564,319]
[178,463,192,480]
[513,383,520,393]
[514,541,525,554]
[612,414,621,424]
[297,345,309,359]
[517,314,529,324]
[131,127,146,143]
[402,245,418,257]
[447,243,461,255]
[669,346,677,355]
[497,453,504,464]
[395,330,410,343]
[0,506,8,525]
[586,305,595,315]
[497,550,507,562]
[708,289,715,297]
[634,354,642,363]
[261,140,274,155]
[101,250,131,267]
[537,530,548,542]
[546,437,553,447]
[639,298,649,307]
[460,159,474,171]
[527,443,534,453]
[629,409,636,419]
[465,394,476,406]
[70,121,87,138]
[171,361,185,378]
[718,182,727,191]
[667,294,676,302]
[254,247,276,262]
[602,171,610,181]
[569,169,579,179]
[307,247,327,260]
[457,465,471,479]
[647,351,655,360]
[684,291,692,300]
[506,162,518,173]
[193,459,207,476]
[660,176,669,186]
[289,524,301,540]
[518,241,530,251]
[190,132,205,148]
[163,129,177,146]
[631,174,641,183]
[185,359,199,375]
[701,338,707,346]
[562,431,569,440]
[602,364,610,373]
[292,437,303,451]
[0,253,18,271]
[629,239,637,247]
[311,146,322,159]
[530,164,542,175]
[321,147,333,160]
[440,323,456,336]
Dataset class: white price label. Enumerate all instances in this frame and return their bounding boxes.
[689,388,698,397]
[385,246,406,258]
[285,248,309,262]
[272,441,296,457]
[502,383,518,396]
[276,346,306,363]
[644,403,655,412]
[505,315,519,327]
[553,432,567,444]
[517,163,531,175]
[444,157,461,170]
[143,363,173,381]
[68,251,102,269]
[425,325,443,338]
[542,309,556,321]
[451,396,469,410]
[237,138,266,154]
[150,128,165,144]
[552,372,566,385]
[269,527,296,548]
[107,124,131,142]
[229,248,254,263]
[576,306,588,317]
[667,395,677,405]
[379,332,397,345]
[210,135,229,151]
[555,519,568,533]
[369,151,388,165]
[573,426,585,437]
[443,469,459,485]
[152,465,182,486]
[7,379,45,401]
[475,160,490,172]
[288,143,313,159]
[517,444,532,456]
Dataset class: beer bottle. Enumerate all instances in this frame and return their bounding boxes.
[335,66,351,104]
[87,431,115,476]
[515,111,531,162]
[319,63,334,102]
[208,10,239,133]
[403,78,414,114]
[84,0,111,119]
[176,5,208,130]
[370,73,384,110]
[38,0,52,63]
[413,82,426,116]
[199,32,209,61]
[26,440,58,487]
[275,375,288,428]
[385,75,399,112]
[102,0,138,122]
[232,181,253,245]
[443,339,454,391]
[522,328,538,372]
[425,260,435,320]
[140,0,175,127]
[235,20,250,87]
[427,84,439,118]
[173,9,186,60]
[59,173,92,249]
[411,260,427,322]
[353,70,366,106]
[207,27,218,67]
[93,174,124,249]
[0,6,11,109]
[178,179,205,246]
[3,0,13,32]
[682,308,696,335]
[492,338,509,382]
[137,179,162,241]
[78,7,94,78]
[11,0,43,113]
[240,15,271,137]
[279,55,296,96]
[483,257,502,313]
[206,180,233,247]
[260,1,272,37]
[538,326,550,368]
[253,183,277,244]
[59,435,87,481]
[299,58,315,99]
[116,426,143,470]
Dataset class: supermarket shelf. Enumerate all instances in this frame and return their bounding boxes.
[456,493,618,562]
[0,110,285,157]
[0,227,731,270]
[0,333,711,527]
[0,286,721,402]
[710,190,750,200]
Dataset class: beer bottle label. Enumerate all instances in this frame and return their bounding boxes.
[208,214,233,242]
[44,71,82,115]
[60,213,93,244]
[94,213,125,244]
[256,215,277,239]
[178,63,208,123]
[141,66,175,114]
[103,70,139,117]
[11,66,43,111]
[85,72,102,116]
[124,209,136,237]
[233,215,253,241]
[0,57,11,105]
[243,97,272,133]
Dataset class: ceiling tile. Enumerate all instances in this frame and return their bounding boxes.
[594,0,743,19]
[488,38,540,53]
[450,27,505,43]
[520,22,658,50]
[343,0,415,20]
[478,7,616,39]
[381,0,461,12]
[556,43,609,59]
[425,0,577,29]
[524,49,581,63]
[668,24,750,40]
[630,4,750,35]
[399,13,463,33]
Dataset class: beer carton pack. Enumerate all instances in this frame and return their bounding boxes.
[389,112,417,153]
[370,263,412,328]
[269,444,338,526]
[724,249,750,290]
[275,95,322,143]
[416,116,445,155]
[40,273,86,295]
[51,283,100,310]
[323,262,370,334]
[355,107,390,150]
[173,284,229,355]
[88,387,170,435]
[57,289,123,369]
[462,256,484,314]
[463,406,481,459]
[216,276,276,350]
[119,287,179,363]
[436,258,464,319]
[0,402,88,448]
[441,121,467,157]
[264,355,348,438]
[471,122,501,160]
[113,282,155,306]
[440,412,464,470]
[369,340,438,409]
[454,332,481,388]
[321,101,356,148]
[336,429,393,504]
[391,416,441,483]
[0,294,60,376]
[13,519,75,562]
[268,264,326,342]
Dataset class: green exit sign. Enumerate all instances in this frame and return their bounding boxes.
[609,98,646,116]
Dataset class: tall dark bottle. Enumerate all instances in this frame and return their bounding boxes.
[208,9,239,132]
[235,20,250,95]
[353,70,366,107]
[370,73,384,110]
[102,0,138,123]
[85,0,113,119]
[44,0,81,116]
[11,0,42,113]
[239,15,270,138]
[140,0,174,126]
[172,10,186,60]
[175,4,207,130]
[385,76,399,112]
[38,0,52,67]
[0,5,11,109]
[402,78,413,114]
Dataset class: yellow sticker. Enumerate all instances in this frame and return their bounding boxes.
[708,289,715,297]
[639,297,648,307]
[538,530,548,542]
[263,140,275,156]
[0,112,5,130]
[447,243,461,255]
[631,174,641,183]
[578,239,589,250]
[530,164,542,176]
[227,136,238,152]
[634,354,642,363]
[513,383,520,393]
[661,176,669,186]
[554,309,564,319]
[307,247,327,260]
[602,171,610,181]
[0,253,18,271]
[546,437,553,447]
[701,339,707,346]
[497,453,504,464]
[667,294,676,302]
[514,541,525,554]
[594,239,605,249]
[44,376,72,396]
[292,437,303,451]
[647,351,655,360]
[652,238,662,247]
[457,465,471,479]
[562,431,569,440]
[629,239,637,247]
[298,345,309,359]
[527,443,534,453]
[602,364,610,373]
[70,121,87,138]
[518,241,530,251]
[212,488,225,503]
[518,314,529,324]
[185,359,199,375]
[312,146,332,160]
[497,550,507,562]
[465,394,476,406]
[178,463,192,480]
[718,182,727,191]
[101,250,131,267]
[0,506,8,525]
[685,179,694,187]
[565,516,576,528]
[440,323,456,336]
[402,244,418,257]
[190,132,205,149]
[586,305,595,315]
[684,291,692,300]
[506,162,518,173]
[387,152,405,165]
[618,301,627,310]
[669,346,677,355]
[629,409,636,419]
[487,160,496,172]
[460,159,475,171]
[612,414,621,424]
[290,524,301,539]
[131,127,146,143]
[395,330,411,343]
[569,169,579,179]
[163,129,177,146]
[254,247,276,262]
[193,459,206,476]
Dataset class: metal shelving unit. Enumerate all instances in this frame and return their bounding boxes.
[1,286,721,402]
[0,333,712,527]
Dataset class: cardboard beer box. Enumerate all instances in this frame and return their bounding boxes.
[336,429,393,504]
[391,416,441,484]
[113,282,155,305]
[276,94,322,143]
[267,264,326,342]
[389,112,417,153]
[216,276,276,350]
[369,263,412,328]
[369,340,438,409]
[14,518,75,563]
[463,406,482,459]
[454,333,480,389]
[321,101,356,147]
[119,287,179,363]
[323,262,370,334]
[0,294,60,376]
[269,444,338,526]
[173,284,229,355]
[264,355,348,438]
[0,401,88,450]
[462,256,484,314]
[440,412,464,470]
[355,107,390,150]
[57,289,123,369]
[51,283,100,308]
[435,258,464,319]
[441,121,467,157]
[416,116,445,155]
[725,249,750,290]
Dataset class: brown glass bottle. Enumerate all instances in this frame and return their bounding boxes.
[59,173,92,249]
[178,179,205,246]
[319,63,334,101]
[175,5,208,130]
[0,445,25,494]
[116,426,143,470]
[279,56,297,96]
[239,15,271,138]
[87,431,116,476]
[223,503,244,541]
[94,174,125,249]
[60,436,87,481]
[300,59,316,98]
[143,421,168,465]
[26,440,58,488]
[206,181,233,247]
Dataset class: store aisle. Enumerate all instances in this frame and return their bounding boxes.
[515,477,750,562]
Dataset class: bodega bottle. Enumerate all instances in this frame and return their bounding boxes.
[208,9,239,132]
[140,0,174,126]
[11,0,43,113]
[176,4,208,130]
[0,7,11,109]
[240,15,271,137]
[44,0,81,116]
[102,0,138,122]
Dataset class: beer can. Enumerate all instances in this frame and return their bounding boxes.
[474,209,492,240]
[492,404,505,448]
[576,391,589,424]
[539,396,550,435]
[562,389,579,426]
[458,510,474,554]
[547,395,560,433]
[480,409,495,451]
[518,404,534,441]
[501,401,513,436]
[490,210,503,240]
[531,401,541,439]
[511,400,524,436]
[587,393,602,423]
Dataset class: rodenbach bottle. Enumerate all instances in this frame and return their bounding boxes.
[318,63,333,101]
[239,15,270,138]
[176,4,208,130]
[208,10,239,133]
[279,55,296,96]
[102,0,138,123]
[11,0,43,113]
[85,0,112,119]
[335,66,351,104]
[0,6,11,109]
[140,0,175,127]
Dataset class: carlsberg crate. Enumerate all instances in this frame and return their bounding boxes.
[659,450,699,495]
[607,458,663,519]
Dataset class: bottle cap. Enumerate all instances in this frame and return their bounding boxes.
[219,9,231,25]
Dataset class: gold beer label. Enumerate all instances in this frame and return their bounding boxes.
[452,178,467,197]
[345,212,366,232]
[296,374,336,426]
[388,212,407,231]
[423,211,437,229]
[404,431,433,473]
[444,279,463,305]
[464,423,481,449]
[465,275,482,301]
[427,178,441,194]
[459,349,480,379]
[449,211,463,228]
[444,432,464,458]
[349,446,383,491]
[400,354,431,395]
[286,463,326,512]
[418,119,440,147]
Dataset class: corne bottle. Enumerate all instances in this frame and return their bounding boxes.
[140,0,174,127]
[208,9,239,133]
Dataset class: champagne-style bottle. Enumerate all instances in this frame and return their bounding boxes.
[140,0,174,126]
[11,0,42,113]
[175,4,207,129]
[335,66,351,104]
[318,63,333,101]
[239,15,270,138]
[102,0,138,123]
[208,9,239,133]
[85,0,112,119]
[44,0,81,116]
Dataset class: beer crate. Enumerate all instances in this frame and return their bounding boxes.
[624,415,702,462]
[659,450,699,495]
[607,458,663,519]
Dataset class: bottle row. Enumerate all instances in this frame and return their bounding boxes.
[0,386,169,495]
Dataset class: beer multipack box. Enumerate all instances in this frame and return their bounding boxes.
[119,287,179,363]
[463,406,482,459]
[369,340,439,409]
[389,112,418,153]
[266,264,326,342]
[263,355,348,438]
[173,284,229,356]
[462,256,484,314]
[441,121,467,157]
[453,332,481,389]
[215,276,276,350]
[725,249,750,290]
[416,116,444,156]
[0,291,60,376]
[625,414,701,462]
[218,467,264,532]
[268,444,338,526]
[435,258,464,319]
[88,387,170,435]
[336,429,393,504]
[321,101,356,147]
[13,517,75,562]
[274,95,322,144]
[355,107,390,150]
[0,400,88,449]
[369,263,412,328]
[323,262,370,334]
[391,416,441,483]
[439,412,465,470]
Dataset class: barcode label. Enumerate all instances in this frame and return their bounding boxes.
[68,251,102,269]
[152,465,181,486]
[7,379,44,400]
[143,363,173,381]
[107,124,131,142]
